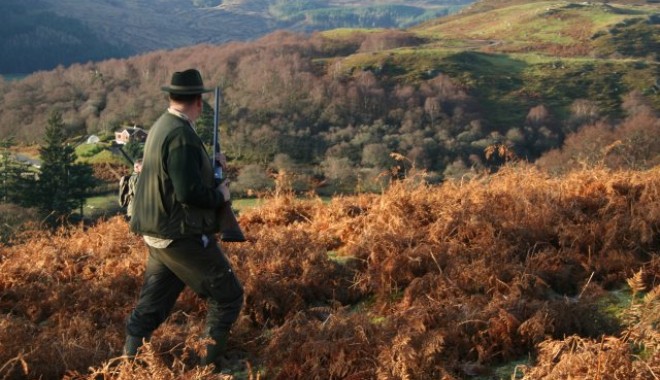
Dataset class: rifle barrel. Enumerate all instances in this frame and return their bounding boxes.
[212,87,223,180]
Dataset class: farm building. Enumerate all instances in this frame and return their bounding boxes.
[114,126,147,145]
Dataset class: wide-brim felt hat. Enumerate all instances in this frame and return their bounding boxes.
[161,69,213,95]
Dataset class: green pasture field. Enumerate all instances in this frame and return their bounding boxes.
[77,194,266,220]
[319,27,384,39]
[77,193,122,220]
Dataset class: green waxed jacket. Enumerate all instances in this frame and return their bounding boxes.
[129,112,225,239]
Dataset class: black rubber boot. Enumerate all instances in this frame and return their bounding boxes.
[123,335,147,358]
[201,330,230,372]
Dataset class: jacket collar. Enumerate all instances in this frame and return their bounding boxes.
[167,107,196,130]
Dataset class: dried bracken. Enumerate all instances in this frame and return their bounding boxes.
[0,165,658,379]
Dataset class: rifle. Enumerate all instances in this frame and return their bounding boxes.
[213,87,246,242]
[116,145,134,166]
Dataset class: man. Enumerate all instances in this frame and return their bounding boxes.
[124,69,244,371]
[125,159,142,219]
[118,159,142,219]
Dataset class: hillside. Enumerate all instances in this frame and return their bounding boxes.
[0,0,472,75]
[310,1,659,169]
[455,0,653,15]
[0,0,657,187]
[0,166,658,378]
[0,0,129,75]
[413,1,660,57]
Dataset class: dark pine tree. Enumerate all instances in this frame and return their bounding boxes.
[68,163,97,220]
[36,110,94,224]
[0,138,16,203]
[123,139,144,162]
[0,138,37,206]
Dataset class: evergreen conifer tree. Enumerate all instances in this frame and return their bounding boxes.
[0,138,16,203]
[36,110,95,223]
[0,138,37,206]
[68,163,97,219]
[123,139,144,162]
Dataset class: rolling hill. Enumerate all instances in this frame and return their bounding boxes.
[326,0,659,122]
[414,0,659,57]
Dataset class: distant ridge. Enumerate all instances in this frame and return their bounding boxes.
[0,0,473,75]
[459,0,653,15]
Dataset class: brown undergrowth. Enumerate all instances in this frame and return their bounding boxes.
[0,165,658,379]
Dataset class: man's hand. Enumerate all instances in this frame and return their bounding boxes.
[215,152,227,169]
[217,180,231,202]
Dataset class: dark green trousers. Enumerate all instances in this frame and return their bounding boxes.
[126,236,244,340]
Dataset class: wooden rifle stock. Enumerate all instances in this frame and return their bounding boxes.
[213,87,246,242]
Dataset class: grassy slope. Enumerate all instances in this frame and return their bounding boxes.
[333,48,657,126]
[415,1,655,51]
[327,1,659,127]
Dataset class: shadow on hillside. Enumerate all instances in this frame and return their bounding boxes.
[444,51,530,125]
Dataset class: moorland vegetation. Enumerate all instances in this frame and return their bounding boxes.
[0,165,658,379]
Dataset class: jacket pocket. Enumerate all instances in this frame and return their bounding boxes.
[180,205,217,235]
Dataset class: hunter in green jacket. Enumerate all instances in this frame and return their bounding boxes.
[124,69,243,373]
[129,111,223,238]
